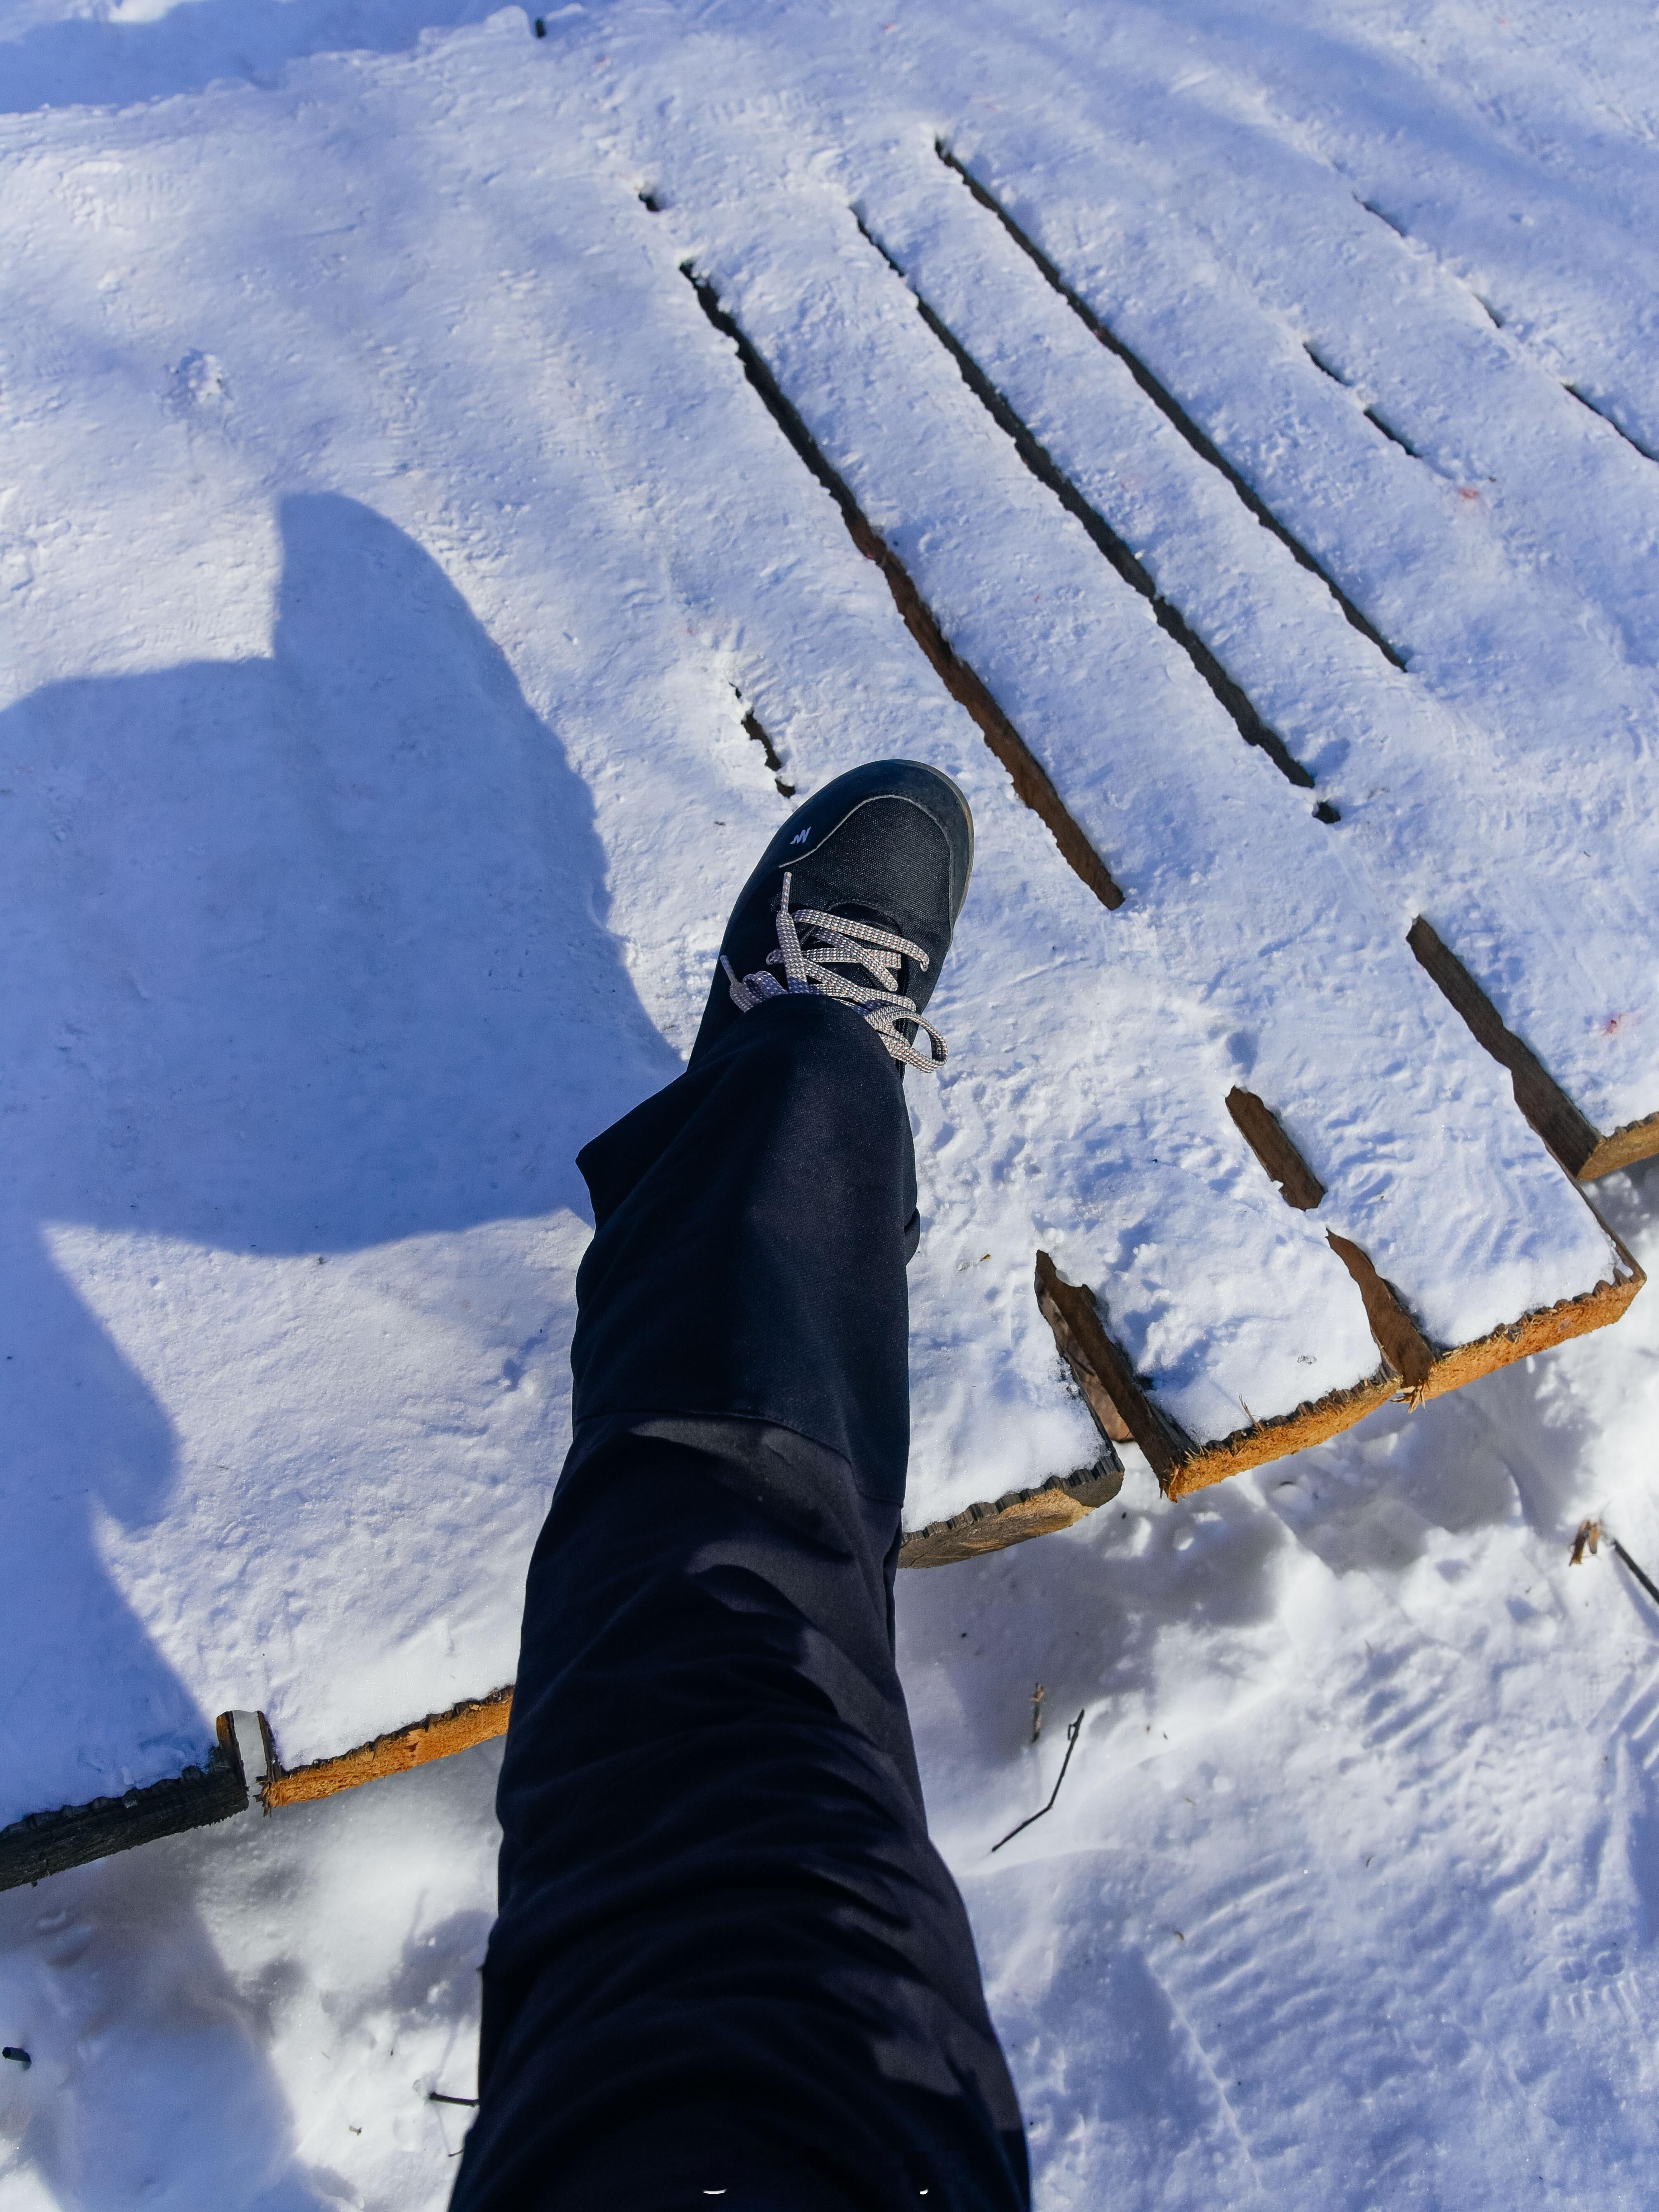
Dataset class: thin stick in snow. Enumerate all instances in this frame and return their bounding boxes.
[992,1708,1085,1852]
[1572,1518,1659,1613]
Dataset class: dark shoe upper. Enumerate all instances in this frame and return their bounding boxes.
[689,760,974,1071]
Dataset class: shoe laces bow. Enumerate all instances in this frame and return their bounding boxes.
[721,870,948,1071]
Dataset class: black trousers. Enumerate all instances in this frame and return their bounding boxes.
[451,994,1030,2212]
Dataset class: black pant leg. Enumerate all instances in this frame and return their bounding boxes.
[569,991,919,1502]
[451,997,1030,2212]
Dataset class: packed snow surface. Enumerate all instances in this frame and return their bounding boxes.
[5,1173,1659,2211]
[2,0,1659,2204]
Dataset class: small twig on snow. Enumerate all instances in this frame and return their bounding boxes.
[1570,1519,1659,1612]
[1030,1683,1045,1743]
[992,1709,1085,1853]
[428,2090,479,2107]
[1616,1542,1659,1611]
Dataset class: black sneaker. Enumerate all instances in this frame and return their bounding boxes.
[689,760,974,1072]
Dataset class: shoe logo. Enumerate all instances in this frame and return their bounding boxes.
[789,827,811,846]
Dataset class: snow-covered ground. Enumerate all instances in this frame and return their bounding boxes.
[4,0,1659,2204]
[5,1162,1658,2210]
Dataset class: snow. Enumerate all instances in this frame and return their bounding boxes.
[2,0,1659,2203]
[5,1168,1658,2210]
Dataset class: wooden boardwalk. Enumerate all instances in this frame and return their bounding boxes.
[2,10,1654,1872]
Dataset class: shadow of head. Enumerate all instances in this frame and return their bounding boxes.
[0,495,674,1818]
[7,490,672,1258]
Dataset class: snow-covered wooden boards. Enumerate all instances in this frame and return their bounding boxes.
[646,150,1640,1502]
[885,109,1659,1180]
[0,1720,249,1894]
[260,1688,514,1808]
[1,5,1654,1869]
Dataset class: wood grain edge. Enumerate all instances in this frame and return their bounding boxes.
[1412,917,1659,1180]
[1153,1259,1642,1495]
[1034,1252,1193,1483]
[0,1734,246,1893]
[1328,1216,1644,1396]
[1035,1264,1132,1444]
[263,1687,514,1808]
[1161,1366,1400,1499]
[1415,1254,1645,1400]
[1580,1108,1659,1181]
[1326,1233,1435,1395]
[898,1459,1124,1568]
[1033,1249,1396,1497]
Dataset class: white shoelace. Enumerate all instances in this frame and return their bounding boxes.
[721,870,948,1071]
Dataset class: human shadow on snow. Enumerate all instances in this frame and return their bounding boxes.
[0,1744,507,2211]
[0,490,669,1817]
[1,489,668,2202]
[0,1841,342,2212]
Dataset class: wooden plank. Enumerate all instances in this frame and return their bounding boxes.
[1328,1227,1644,1402]
[0,1719,247,1893]
[1035,1251,1397,1500]
[668,178,1634,1475]
[1036,1234,1642,1502]
[898,1457,1123,1568]
[261,1687,514,1808]
[1219,1081,1646,1397]
[915,127,1659,1164]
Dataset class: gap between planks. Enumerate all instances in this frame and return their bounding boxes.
[936,141,1406,670]
[677,255,1124,913]
[907,161,1659,1168]
[850,207,1333,810]
[1352,193,1659,469]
